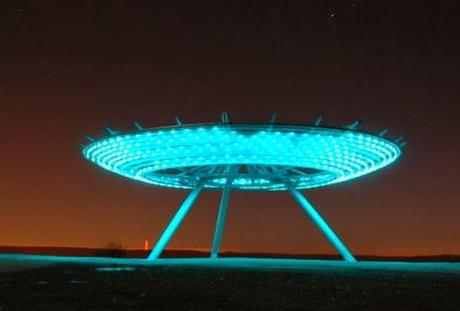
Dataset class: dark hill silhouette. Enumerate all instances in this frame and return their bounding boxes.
[1,245,459,262]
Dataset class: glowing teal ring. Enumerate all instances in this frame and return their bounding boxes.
[82,123,402,191]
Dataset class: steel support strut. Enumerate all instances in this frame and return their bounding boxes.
[147,180,206,260]
[286,184,357,262]
[210,183,231,258]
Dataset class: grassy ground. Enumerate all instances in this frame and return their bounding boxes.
[1,262,459,310]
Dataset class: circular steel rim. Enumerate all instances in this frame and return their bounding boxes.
[82,123,402,191]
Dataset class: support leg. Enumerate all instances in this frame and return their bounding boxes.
[147,181,205,260]
[210,183,231,258]
[286,184,357,262]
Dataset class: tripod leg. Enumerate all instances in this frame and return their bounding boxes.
[210,184,231,258]
[147,181,205,260]
[286,184,356,262]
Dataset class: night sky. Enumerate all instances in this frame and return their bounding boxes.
[1,1,459,256]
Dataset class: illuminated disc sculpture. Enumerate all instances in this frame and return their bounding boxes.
[82,115,404,262]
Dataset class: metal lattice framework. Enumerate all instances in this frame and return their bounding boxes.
[82,116,404,262]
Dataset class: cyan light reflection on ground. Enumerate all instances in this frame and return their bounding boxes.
[1,254,459,274]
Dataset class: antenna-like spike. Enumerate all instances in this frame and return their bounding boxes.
[378,129,389,136]
[105,128,117,135]
[270,113,277,123]
[395,137,404,143]
[314,116,323,126]
[174,116,182,126]
[399,141,407,147]
[86,136,95,142]
[345,120,361,130]
[221,112,230,124]
[134,121,144,130]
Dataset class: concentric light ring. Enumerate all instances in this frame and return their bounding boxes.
[82,123,402,191]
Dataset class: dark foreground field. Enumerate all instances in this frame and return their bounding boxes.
[1,261,460,311]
